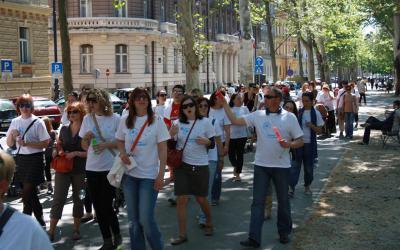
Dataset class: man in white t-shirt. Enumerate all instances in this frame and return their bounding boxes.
[0,151,53,250]
[221,87,304,247]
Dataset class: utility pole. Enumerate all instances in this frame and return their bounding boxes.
[206,0,210,93]
[52,0,60,100]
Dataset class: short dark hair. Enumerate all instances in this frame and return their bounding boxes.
[173,84,184,92]
[302,91,315,101]
[178,95,203,123]
[270,87,283,100]
[197,97,210,116]
[229,93,239,107]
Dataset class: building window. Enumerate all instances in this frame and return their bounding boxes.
[182,52,186,73]
[114,0,127,17]
[80,44,93,73]
[144,45,150,73]
[80,0,92,17]
[174,48,178,73]
[160,0,166,22]
[143,0,149,18]
[163,47,168,73]
[19,27,30,64]
[202,60,206,73]
[115,44,128,73]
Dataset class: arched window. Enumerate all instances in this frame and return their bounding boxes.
[115,44,128,73]
[80,44,93,73]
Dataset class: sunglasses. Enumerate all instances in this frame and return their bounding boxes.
[86,97,97,103]
[68,110,80,115]
[134,95,148,101]
[182,102,195,109]
[264,95,278,100]
[199,104,208,109]
[158,94,167,98]
[19,103,32,109]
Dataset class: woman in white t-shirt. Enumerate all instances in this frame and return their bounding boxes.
[116,88,169,249]
[6,94,50,228]
[228,93,250,182]
[79,89,122,249]
[153,89,167,118]
[169,95,216,245]
[296,82,309,108]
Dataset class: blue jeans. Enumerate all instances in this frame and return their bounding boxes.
[198,161,217,224]
[249,166,292,244]
[289,143,314,189]
[211,168,222,202]
[122,175,163,250]
[345,112,354,137]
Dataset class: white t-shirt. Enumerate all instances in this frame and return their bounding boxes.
[244,110,303,168]
[154,105,166,118]
[115,115,170,179]
[175,118,216,166]
[121,108,129,117]
[79,113,120,172]
[6,115,50,155]
[336,89,346,109]
[230,106,250,139]
[297,91,304,108]
[208,117,223,161]
[300,110,325,143]
[61,109,70,126]
[316,91,335,111]
[208,107,231,142]
[0,206,53,250]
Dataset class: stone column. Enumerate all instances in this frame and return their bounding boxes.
[217,52,223,84]
[223,53,228,83]
[229,53,234,82]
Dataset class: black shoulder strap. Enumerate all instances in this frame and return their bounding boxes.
[16,119,38,155]
[0,207,16,237]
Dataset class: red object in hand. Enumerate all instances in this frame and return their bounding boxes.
[215,90,224,100]
[273,127,283,141]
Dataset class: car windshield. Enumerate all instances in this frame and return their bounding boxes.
[34,100,57,108]
[109,94,121,102]
[0,101,15,111]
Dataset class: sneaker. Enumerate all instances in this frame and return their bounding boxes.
[98,238,114,250]
[170,235,188,245]
[279,234,290,244]
[239,238,260,248]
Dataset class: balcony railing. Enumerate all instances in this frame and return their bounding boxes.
[216,34,239,43]
[67,17,159,32]
[3,0,48,6]
[160,22,177,35]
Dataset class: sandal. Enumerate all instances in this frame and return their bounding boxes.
[72,231,81,241]
[204,224,214,236]
[171,235,188,245]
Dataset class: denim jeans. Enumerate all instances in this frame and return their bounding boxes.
[211,168,222,202]
[122,175,163,250]
[198,161,217,224]
[344,112,355,137]
[249,166,292,244]
[289,144,314,189]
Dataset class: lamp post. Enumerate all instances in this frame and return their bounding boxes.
[52,0,60,100]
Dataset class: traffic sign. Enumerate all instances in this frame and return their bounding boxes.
[1,59,13,80]
[106,68,110,77]
[287,68,294,77]
[93,68,101,79]
[51,62,63,78]
[255,56,264,74]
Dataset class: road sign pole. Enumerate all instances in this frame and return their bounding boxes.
[106,75,109,90]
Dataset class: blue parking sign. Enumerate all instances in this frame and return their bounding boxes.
[51,62,63,76]
[1,59,12,73]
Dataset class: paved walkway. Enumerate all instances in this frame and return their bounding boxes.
[5,90,395,249]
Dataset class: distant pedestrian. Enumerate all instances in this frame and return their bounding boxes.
[343,85,358,139]
[42,117,57,195]
[357,80,367,105]
[154,89,167,118]
[316,83,336,136]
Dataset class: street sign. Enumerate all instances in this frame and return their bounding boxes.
[255,56,264,74]
[1,59,13,80]
[287,68,294,77]
[51,62,63,78]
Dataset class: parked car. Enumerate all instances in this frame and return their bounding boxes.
[0,99,17,132]
[32,97,62,129]
[284,81,297,90]
[113,88,135,103]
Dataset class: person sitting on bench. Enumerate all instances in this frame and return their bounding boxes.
[359,100,400,145]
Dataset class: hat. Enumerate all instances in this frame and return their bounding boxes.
[322,84,329,90]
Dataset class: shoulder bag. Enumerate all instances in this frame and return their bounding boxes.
[167,119,197,169]
[107,119,149,188]
[51,127,73,173]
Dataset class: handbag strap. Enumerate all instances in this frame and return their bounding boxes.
[0,206,16,237]
[130,119,149,153]
[16,119,37,155]
[91,113,116,157]
[181,119,197,151]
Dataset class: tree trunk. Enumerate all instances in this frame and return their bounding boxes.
[314,42,325,82]
[265,1,278,83]
[58,0,73,96]
[297,36,304,78]
[239,0,254,84]
[302,37,315,81]
[177,0,200,92]
[394,6,400,96]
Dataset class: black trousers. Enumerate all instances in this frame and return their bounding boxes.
[359,93,366,104]
[44,156,52,182]
[86,170,120,240]
[228,137,247,174]
[326,110,336,134]
[362,116,384,144]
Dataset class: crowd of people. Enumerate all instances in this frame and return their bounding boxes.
[1,77,399,250]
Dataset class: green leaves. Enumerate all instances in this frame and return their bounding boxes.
[112,0,126,10]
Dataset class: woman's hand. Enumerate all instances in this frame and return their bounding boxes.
[279,139,291,149]
[120,153,131,166]
[169,124,179,137]
[154,175,164,191]
[196,136,210,146]
[83,131,94,142]
[93,142,107,154]
[10,129,20,140]
[65,152,76,160]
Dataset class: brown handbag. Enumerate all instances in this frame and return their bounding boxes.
[167,119,197,169]
[51,154,73,173]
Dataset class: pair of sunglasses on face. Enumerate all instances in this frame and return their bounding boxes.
[19,103,32,109]
[182,102,195,110]
[67,110,80,115]
[264,95,279,100]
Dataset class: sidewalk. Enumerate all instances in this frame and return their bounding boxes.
[5,90,397,249]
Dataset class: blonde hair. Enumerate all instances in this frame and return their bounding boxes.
[42,117,53,133]
[0,151,16,184]
[86,89,113,116]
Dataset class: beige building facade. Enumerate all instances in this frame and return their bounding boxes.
[0,0,51,98]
